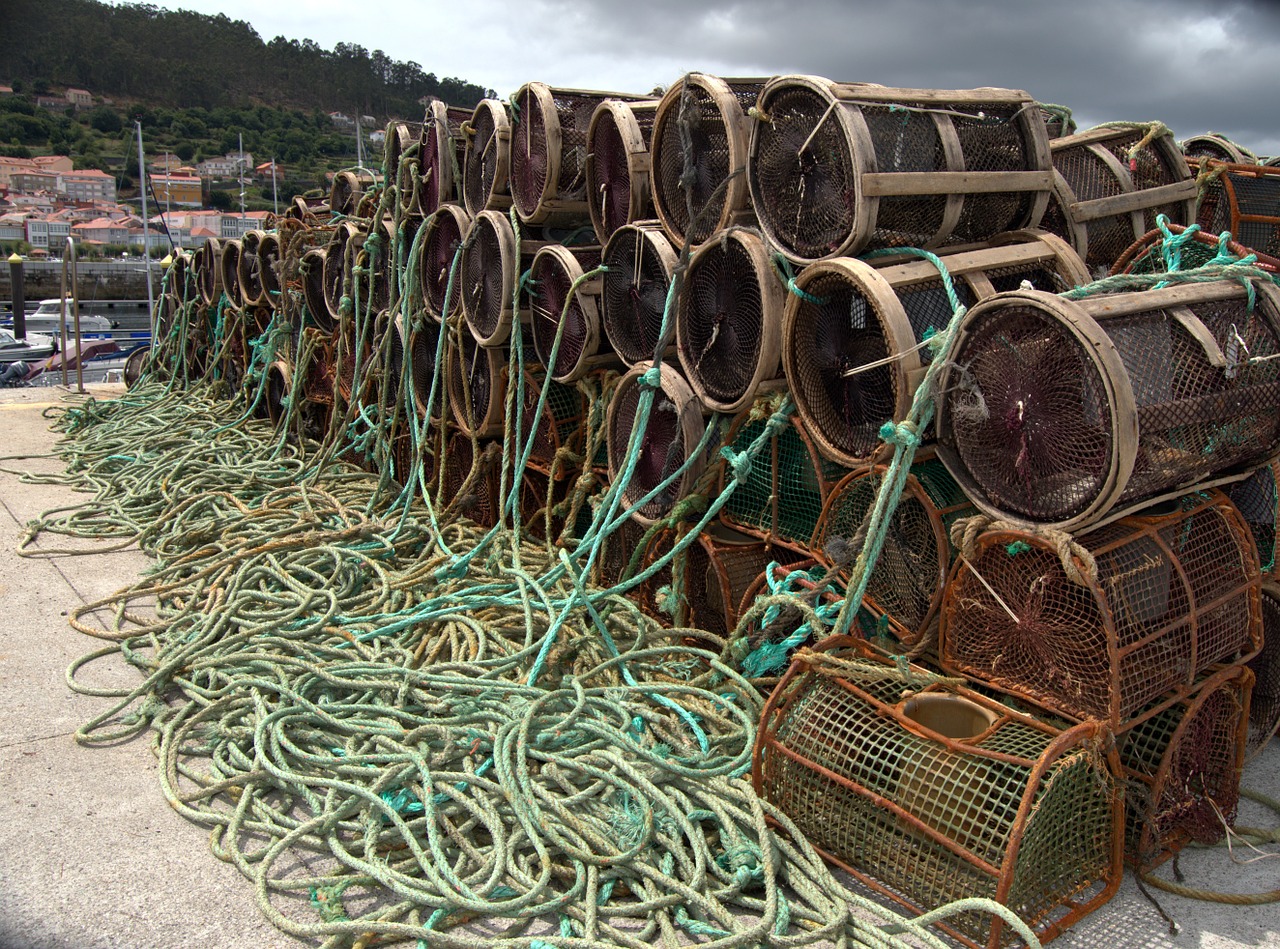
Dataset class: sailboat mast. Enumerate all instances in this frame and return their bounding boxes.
[136,120,155,331]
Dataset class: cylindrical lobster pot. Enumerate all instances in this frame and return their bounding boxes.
[419,204,472,322]
[519,368,588,477]
[677,521,803,638]
[330,170,375,217]
[220,238,243,309]
[195,237,222,306]
[748,77,1053,264]
[755,640,1123,949]
[462,99,512,216]
[606,361,707,525]
[299,329,339,407]
[439,431,500,528]
[783,232,1089,468]
[529,245,608,382]
[1038,103,1077,140]
[385,120,420,215]
[1193,160,1280,261]
[1038,124,1198,272]
[1110,219,1280,278]
[460,209,543,347]
[676,228,786,412]
[600,222,679,366]
[717,412,849,554]
[238,230,281,310]
[586,99,660,245]
[940,491,1263,729]
[448,333,507,438]
[935,281,1280,530]
[323,221,363,326]
[300,248,335,334]
[1249,583,1280,756]
[1226,459,1280,580]
[812,453,976,651]
[510,83,647,227]
[408,319,446,422]
[262,360,292,427]
[592,514,649,590]
[651,75,764,247]
[1118,664,1252,868]
[1182,133,1257,165]
[420,101,472,216]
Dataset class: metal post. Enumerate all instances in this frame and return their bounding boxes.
[137,121,155,340]
[58,249,70,387]
[68,238,83,394]
[8,253,24,340]
[272,157,278,217]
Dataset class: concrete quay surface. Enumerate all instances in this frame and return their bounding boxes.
[0,384,1275,949]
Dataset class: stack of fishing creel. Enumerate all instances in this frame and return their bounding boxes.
[144,70,1279,949]
[1036,122,1198,273]
[1188,157,1280,261]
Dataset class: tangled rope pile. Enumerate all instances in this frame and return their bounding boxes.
[17,372,1041,949]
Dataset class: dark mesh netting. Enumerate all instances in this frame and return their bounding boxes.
[588,101,657,242]
[757,651,1120,948]
[601,226,676,365]
[1111,221,1280,278]
[815,459,974,647]
[721,415,848,549]
[409,322,442,419]
[938,301,1115,524]
[863,104,949,249]
[420,206,469,321]
[1046,128,1197,272]
[652,78,762,246]
[448,335,501,436]
[784,271,899,465]
[324,225,359,322]
[1227,461,1280,577]
[1114,294,1280,508]
[593,515,648,589]
[440,433,498,528]
[1195,164,1280,260]
[460,215,509,344]
[376,317,406,411]
[607,367,703,523]
[530,247,602,381]
[420,104,470,214]
[301,249,333,334]
[679,233,770,407]
[1249,585,1280,755]
[520,371,586,474]
[510,85,551,219]
[749,83,857,261]
[941,493,1261,726]
[1118,667,1249,866]
[895,278,976,359]
[220,239,242,308]
[1182,134,1254,164]
[679,525,803,637]
[329,171,365,217]
[463,102,509,216]
[196,238,221,305]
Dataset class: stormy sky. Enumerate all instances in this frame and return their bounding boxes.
[125,0,1280,155]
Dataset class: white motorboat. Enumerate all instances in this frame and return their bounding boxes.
[4,299,115,338]
[0,326,56,364]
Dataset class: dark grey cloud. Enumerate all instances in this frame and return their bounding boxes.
[133,0,1280,154]
[524,0,1280,154]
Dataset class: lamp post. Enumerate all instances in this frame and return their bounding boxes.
[7,252,24,340]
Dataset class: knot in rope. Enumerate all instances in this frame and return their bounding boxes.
[747,105,771,123]
[339,295,354,317]
[719,445,753,482]
[878,419,921,449]
[771,253,828,305]
[638,366,663,389]
[950,514,1099,587]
